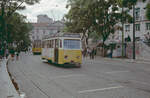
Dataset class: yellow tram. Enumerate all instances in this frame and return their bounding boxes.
[41,33,82,67]
[32,40,42,55]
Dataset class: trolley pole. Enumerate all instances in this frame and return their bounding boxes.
[133,4,136,59]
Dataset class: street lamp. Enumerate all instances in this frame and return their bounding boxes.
[133,4,136,59]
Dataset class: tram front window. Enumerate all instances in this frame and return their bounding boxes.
[64,39,80,49]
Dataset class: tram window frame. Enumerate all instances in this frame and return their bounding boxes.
[63,39,81,49]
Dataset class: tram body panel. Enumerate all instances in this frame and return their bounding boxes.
[41,33,82,67]
[41,48,48,59]
[58,49,82,64]
[32,48,42,54]
[47,48,54,62]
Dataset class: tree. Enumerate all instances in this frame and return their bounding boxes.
[65,0,122,48]
[122,0,146,59]
[146,3,150,20]
[6,12,32,50]
[0,0,39,52]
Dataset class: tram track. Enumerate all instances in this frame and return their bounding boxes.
[9,59,51,98]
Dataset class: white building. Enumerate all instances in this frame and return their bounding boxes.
[37,15,53,23]
[110,0,150,42]
[30,15,65,42]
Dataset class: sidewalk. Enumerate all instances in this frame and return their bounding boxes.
[84,56,150,64]
[0,59,20,98]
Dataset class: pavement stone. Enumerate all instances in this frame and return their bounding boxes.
[91,56,150,65]
[0,59,20,98]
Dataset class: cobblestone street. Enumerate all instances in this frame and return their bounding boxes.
[8,53,150,98]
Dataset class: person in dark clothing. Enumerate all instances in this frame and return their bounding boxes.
[0,48,2,59]
[83,48,87,58]
[91,48,96,59]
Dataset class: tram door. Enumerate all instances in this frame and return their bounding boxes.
[54,39,59,63]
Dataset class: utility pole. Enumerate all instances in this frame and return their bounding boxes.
[122,7,124,57]
[133,4,136,59]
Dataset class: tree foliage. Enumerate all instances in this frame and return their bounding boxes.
[0,0,40,50]
[65,0,132,45]
[7,13,32,48]
[146,3,150,20]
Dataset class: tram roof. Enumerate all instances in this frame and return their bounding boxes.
[42,33,81,39]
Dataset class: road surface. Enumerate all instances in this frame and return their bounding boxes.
[8,53,150,98]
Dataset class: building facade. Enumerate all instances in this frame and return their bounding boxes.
[124,0,150,41]
[109,0,150,43]
[30,15,65,42]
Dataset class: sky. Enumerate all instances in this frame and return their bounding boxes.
[19,0,69,22]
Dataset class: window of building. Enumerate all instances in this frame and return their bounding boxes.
[32,36,35,40]
[125,25,130,32]
[135,8,140,21]
[135,24,140,31]
[37,35,39,40]
[146,23,150,30]
[43,30,45,34]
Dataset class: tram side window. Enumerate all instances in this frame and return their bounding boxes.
[49,40,51,48]
[55,39,59,48]
[42,41,44,48]
[51,40,54,48]
[50,40,51,48]
[48,40,50,48]
[64,39,80,49]
[33,43,36,48]
[46,41,49,48]
[60,39,62,48]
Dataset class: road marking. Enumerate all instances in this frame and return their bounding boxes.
[105,71,129,74]
[131,80,150,86]
[78,86,124,94]
[53,74,85,79]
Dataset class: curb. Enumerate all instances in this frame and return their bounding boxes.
[0,57,20,98]
[102,57,150,64]
[84,56,150,65]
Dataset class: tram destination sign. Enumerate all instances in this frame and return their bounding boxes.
[63,33,81,38]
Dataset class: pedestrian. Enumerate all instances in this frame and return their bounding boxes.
[5,48,9,59]
[89,48,92,59]
[94,47,97,58]
[91,48,96,59]
[107,49,111,58]
[83,48,87,58]
[87,47,91,58]
[10,48,15,61]
[0,48,2,59]
[16,51,19,60]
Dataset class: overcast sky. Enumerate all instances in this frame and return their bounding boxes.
[19,0,69,22]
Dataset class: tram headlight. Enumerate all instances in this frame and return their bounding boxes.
[76,56,80,59]
[64,55,68,59]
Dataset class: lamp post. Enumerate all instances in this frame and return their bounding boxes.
[133,4,136,59]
